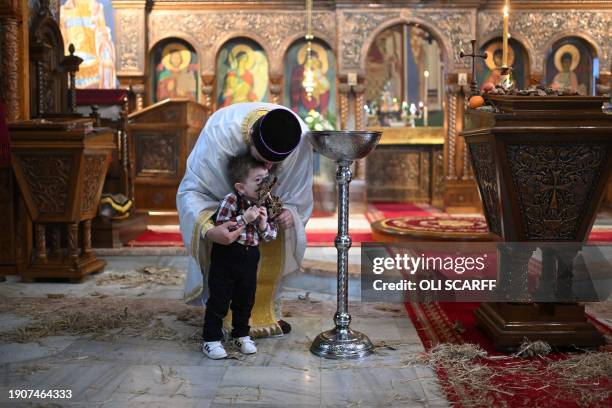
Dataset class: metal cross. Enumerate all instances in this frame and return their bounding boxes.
[460,40,487,96]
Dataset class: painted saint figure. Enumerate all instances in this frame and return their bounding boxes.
[290,44,331,116]
[217,43,268,107]
[155,43,199,102]
[219,51,258,107]
[481,43,515,91]
[550,44,583,93]
[60,0,117,89]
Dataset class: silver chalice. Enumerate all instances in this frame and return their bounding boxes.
[308,130,382,359]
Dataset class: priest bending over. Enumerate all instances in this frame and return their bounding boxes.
[177,103,313,341]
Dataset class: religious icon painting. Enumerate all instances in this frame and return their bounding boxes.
[477,38,528,91]
[365,25,404,111]
[59,0,118,89]
[151,39,201,103]
[216,38,269,107]
[283,38,337,130]
[546,37,596,95]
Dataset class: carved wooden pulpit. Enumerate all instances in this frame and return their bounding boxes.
[128,99,208,223]
[10,120,114,281]
[462,96,611,349]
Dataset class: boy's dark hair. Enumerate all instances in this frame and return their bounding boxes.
[228,152,266,185]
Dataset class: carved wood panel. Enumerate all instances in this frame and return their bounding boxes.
[468,142,502,236]
[18,154,72,214]
[115,8,145,75]
[366,145,442,203]
[135,133,178,176]
[507,143,608,240]
[81,154,107,214]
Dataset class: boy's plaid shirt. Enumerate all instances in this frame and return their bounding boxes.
[214,192,277,246]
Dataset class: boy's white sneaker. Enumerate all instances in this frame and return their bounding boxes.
[203,341,227,359]
[234,336,257,354]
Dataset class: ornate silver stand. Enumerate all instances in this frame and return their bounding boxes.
[308,131,382,359]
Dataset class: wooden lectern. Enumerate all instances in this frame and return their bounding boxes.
[462,96,611,350]
[10,120,114,281]
[128,99,208,224]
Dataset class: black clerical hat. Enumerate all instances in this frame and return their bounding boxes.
[251,109,301,162]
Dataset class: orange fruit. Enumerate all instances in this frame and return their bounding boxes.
[469,95,485,109]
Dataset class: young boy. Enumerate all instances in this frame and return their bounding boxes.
[202,153,278,359]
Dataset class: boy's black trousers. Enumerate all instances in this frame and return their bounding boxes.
[202,241,260,342]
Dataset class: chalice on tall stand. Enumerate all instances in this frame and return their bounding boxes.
[308,130,382,359]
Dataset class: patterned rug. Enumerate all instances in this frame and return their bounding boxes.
[372,215,493,242]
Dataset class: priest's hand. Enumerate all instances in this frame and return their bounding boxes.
[275,208,293,229]
[204,221,244,245]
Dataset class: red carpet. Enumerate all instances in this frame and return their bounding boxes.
[127,229,184,247]
[126,203,612,247]
[127,202,438,247]
[405,301,611,407]
[365,201,440,223]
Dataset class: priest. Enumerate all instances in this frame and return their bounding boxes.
[177,102,313,338]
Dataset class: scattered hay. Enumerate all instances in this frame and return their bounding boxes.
[514,339,552,358]
[0,297,204,345]
[428,343,487,362]
[12,363,51,376]
[46,294,65,299]
[373,305,402,313]
[547,351,612,383]
[95,266,184,288]
[409,343,612,407]
[175,308,203,327]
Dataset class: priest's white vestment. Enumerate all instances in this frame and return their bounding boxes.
[177,102,313,337]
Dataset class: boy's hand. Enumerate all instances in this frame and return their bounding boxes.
[243,206,259,224]
[257,206,268,230]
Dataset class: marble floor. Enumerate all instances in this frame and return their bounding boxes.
[0,248,449,408]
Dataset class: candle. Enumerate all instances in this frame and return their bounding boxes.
[502,1,509,67]
[423,70,429,110]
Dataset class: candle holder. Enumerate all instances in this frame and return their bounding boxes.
[308,130,382,359]
[500,66,513,91]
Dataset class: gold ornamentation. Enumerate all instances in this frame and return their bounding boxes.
[116,9,145,74]
[149,10,336,75]
[554,44,580,72]
[240,107,270,146]
[337,8,474,73]
[478,10,611,74]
